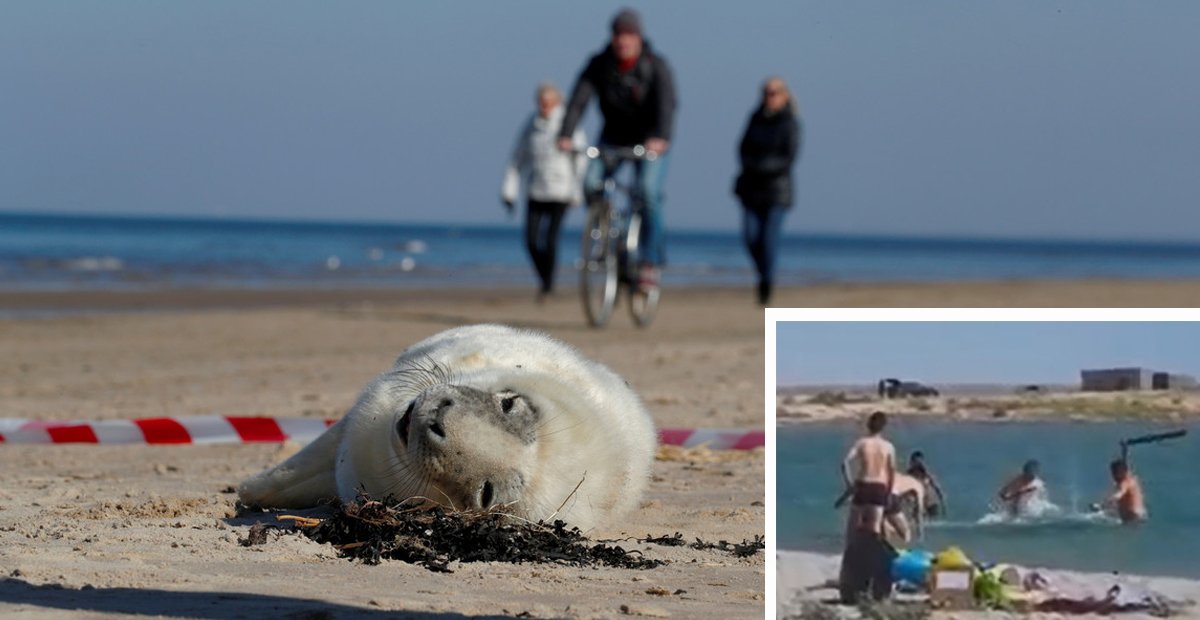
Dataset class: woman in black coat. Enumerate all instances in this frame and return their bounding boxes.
[734,77,802,304]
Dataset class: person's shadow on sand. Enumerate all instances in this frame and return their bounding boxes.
[0,577,533,619]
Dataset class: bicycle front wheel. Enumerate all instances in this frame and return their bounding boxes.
[625,211,660,328]
[580,203,619,328]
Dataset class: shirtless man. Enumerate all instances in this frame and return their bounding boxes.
[907,450,947,518]
[1091,459,1147,523]
[883,472,926,543]
[841,411,896,536]
[997,459,1046,516]
[836,469,926,541]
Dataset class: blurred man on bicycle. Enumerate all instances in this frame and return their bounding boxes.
[557,7,677,292]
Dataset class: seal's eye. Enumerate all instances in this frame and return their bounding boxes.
[500,396,516,413]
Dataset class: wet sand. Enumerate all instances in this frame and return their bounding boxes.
[6,277,1200,314]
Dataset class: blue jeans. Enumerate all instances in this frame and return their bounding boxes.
[742,205,788,286]
[525,199,568,294]
[584,148,669,267]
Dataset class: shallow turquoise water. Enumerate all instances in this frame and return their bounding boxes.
[777,420,1200,577]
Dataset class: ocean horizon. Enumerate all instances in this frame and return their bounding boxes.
[6,211,1200,292]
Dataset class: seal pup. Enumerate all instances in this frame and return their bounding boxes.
[238,324,656,531]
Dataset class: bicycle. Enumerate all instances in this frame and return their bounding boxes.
[579,144,661,328]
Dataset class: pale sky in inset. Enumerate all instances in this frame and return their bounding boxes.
[777,321,1200,385]
[3,1,1199,240]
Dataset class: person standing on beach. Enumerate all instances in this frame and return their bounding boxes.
[997,459,1047,516]
[907,450,947,518]
[502,82,588,301]
[557,7,677,294]
[1092,459,1147,523]
[734,76,802,305]
[840,411,896,536]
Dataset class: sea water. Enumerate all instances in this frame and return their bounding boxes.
[9,212,1200,291]
[777,420,1200,578]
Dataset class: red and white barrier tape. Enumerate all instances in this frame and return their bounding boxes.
[0,417,764,450]
[658,428,765,451]
[0,416,336,445]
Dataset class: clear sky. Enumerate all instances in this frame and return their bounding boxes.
[777,321,1200,385]
[3,1,1199,240]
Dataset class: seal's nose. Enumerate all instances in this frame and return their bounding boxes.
[421,397,452,442]
[410,384,493,450]
[428,398,450,439]
[411,386,472,446]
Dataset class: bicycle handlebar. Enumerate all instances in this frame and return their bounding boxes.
[583,144,659,162]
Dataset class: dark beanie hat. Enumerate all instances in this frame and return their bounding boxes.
[611,8,642,36]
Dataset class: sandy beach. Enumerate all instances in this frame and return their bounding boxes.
[7,277,1200,313]
[777,549,1200,619]
[777,322,1200,620]
[0,287,765,619]
[778,387,1200,425]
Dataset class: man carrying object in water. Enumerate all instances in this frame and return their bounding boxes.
[997,459,1046,516]
[841,411,896,536]
[1091,459,1147,524]
[884,472,926,542]
[835,470,925,543]
[907,450,947,518]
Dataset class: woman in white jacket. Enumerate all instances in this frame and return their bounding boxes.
[501,82,588,300]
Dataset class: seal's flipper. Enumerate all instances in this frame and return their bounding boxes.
[236,420,344,509]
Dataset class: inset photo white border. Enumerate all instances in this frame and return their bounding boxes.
[764,307,1200,618]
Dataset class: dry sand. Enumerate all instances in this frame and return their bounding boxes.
[7,277,1200,312]
[777,388,1200,425]
[0,287,766,619]
[5,276,1200,618]
[777,550,1200,619]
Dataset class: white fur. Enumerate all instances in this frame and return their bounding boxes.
[237,324,657,531]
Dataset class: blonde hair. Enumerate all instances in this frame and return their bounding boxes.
[762,76,798,116]
[536,81,562,103]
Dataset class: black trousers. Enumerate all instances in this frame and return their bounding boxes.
[525,199,569,293]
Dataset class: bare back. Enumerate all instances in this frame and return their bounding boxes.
[1116,475,1147,522]
[847,436,895,484]
[892,472,925,505]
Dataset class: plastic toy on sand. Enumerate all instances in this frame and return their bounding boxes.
[892,549,934,587]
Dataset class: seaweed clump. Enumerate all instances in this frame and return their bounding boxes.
[639,532,765,558]
[291,496,665,573]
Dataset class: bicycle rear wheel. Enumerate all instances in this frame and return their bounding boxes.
[580,203,619,328]
[624,211,660,328]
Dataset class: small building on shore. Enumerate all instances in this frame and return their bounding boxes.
[1080,367,1197,391]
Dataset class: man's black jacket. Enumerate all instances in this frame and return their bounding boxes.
[560,41,677,147]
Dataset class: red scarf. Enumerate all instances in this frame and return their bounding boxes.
[618,55,638,73]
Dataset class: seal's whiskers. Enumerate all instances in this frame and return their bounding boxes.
[546,473,587,523]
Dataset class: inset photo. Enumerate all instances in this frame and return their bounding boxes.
[770,310,1198,618]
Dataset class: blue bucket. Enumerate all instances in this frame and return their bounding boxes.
[892,549,934,586]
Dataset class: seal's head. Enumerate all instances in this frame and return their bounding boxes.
[237,324,656,531]
[344,354,641,529]
[395,383,539,511]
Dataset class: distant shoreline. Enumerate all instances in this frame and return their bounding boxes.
[8,278,1200,316]
[13,212,1200,292]
[11,209,1200,249]
[777,388,1200,424]
[0,285,537,315]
